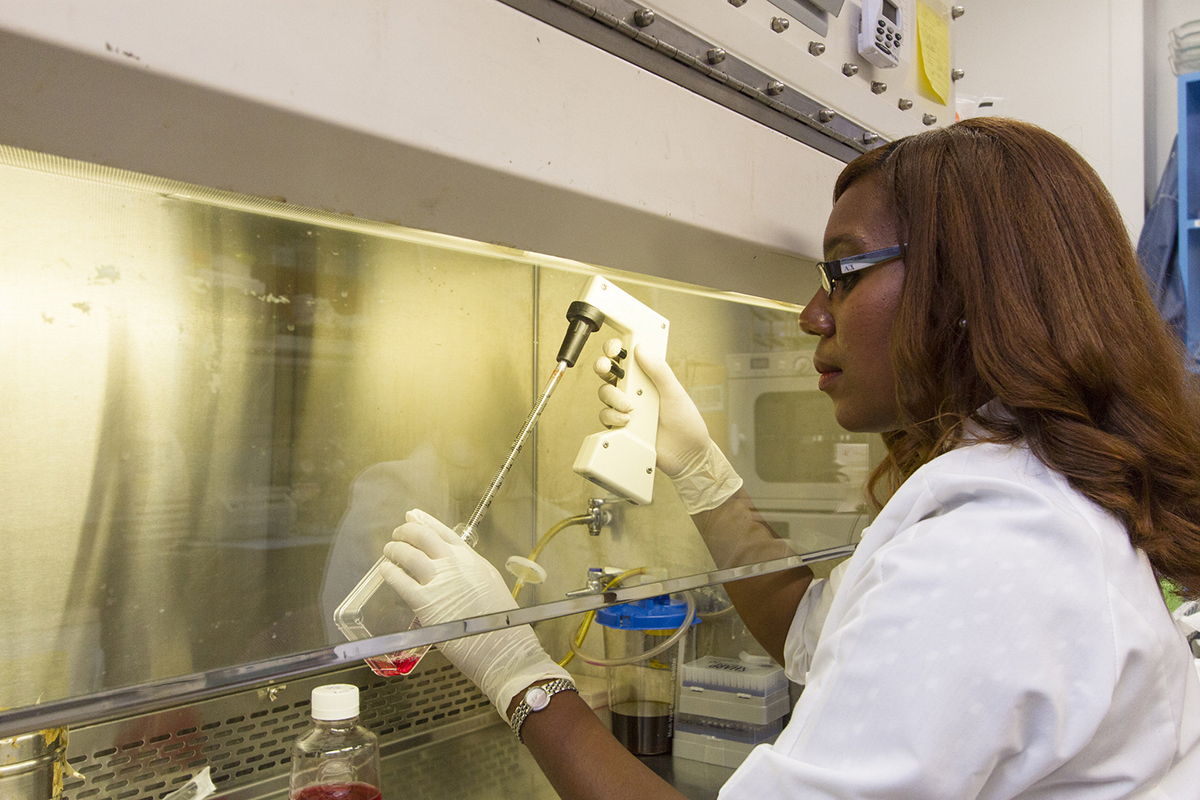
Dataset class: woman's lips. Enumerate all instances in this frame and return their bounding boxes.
[813,358,841,391]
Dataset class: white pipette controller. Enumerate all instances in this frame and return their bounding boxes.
[569,276,669,506]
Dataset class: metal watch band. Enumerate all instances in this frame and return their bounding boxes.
[509,678,577,743]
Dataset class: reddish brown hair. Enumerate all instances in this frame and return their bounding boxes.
[837,117,1200,597]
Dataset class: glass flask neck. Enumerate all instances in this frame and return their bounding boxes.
[314,716,360,731]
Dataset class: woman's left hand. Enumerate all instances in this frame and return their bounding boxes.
[383,508,517,623]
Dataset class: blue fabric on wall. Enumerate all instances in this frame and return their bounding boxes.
[1137,136,1188,343]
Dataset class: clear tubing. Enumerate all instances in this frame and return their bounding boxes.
[362,361,570,677]
[558,567,646,668]
[567,591,696,668]
[461,360,569,543]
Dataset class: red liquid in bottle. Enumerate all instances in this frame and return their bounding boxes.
[292,783,382,800]
[364,651,423,677]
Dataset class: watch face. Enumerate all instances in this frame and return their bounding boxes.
[527,686,551,711]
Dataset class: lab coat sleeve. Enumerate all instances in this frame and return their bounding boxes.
[720,465,1184,799]
[783,559,850,684]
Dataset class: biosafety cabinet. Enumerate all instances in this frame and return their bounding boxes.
[0,2,958,798]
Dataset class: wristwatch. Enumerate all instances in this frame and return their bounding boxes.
[509,678,577,743]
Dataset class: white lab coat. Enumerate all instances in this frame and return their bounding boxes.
[721,441,1200,799]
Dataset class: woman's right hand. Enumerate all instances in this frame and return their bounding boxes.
[595,341,710,479]
[595,341,741,513]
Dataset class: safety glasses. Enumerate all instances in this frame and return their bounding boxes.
[815,244,905,294]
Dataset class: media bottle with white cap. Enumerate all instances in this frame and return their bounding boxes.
[289,684,382,800]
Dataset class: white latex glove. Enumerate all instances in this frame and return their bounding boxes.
[595,340,741,513]
[380,509,570,722]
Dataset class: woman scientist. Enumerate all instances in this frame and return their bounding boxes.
[380,118,1200,798]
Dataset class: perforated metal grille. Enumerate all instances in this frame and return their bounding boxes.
[360,660,488,739]
[60,653,490,800]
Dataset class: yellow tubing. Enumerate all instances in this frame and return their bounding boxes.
[511,513,591,601]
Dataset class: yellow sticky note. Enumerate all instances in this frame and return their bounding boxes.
[916,1,950,105]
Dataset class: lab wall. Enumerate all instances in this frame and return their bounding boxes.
[953,0,1145,238]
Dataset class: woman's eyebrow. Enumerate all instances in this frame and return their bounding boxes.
[821,233,868,257]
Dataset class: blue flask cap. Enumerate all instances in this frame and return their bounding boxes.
[594,595,700,631]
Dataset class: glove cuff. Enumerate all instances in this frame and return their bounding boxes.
[671,440,743,514]
[495,662,573,724]
[471,625,572,723]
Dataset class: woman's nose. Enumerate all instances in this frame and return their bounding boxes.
[798,289,833,337]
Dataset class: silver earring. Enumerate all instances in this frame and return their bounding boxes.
[957,318,967,330]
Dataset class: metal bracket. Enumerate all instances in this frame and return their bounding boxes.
[565,565,629,597]
[586,496,625,536]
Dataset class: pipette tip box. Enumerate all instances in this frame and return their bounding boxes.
[673,715,784,769]
[680,655,789,696]
[673,656,791,768]
[677,656,790,725]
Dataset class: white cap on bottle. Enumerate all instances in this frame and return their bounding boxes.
[311,684,360,721]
